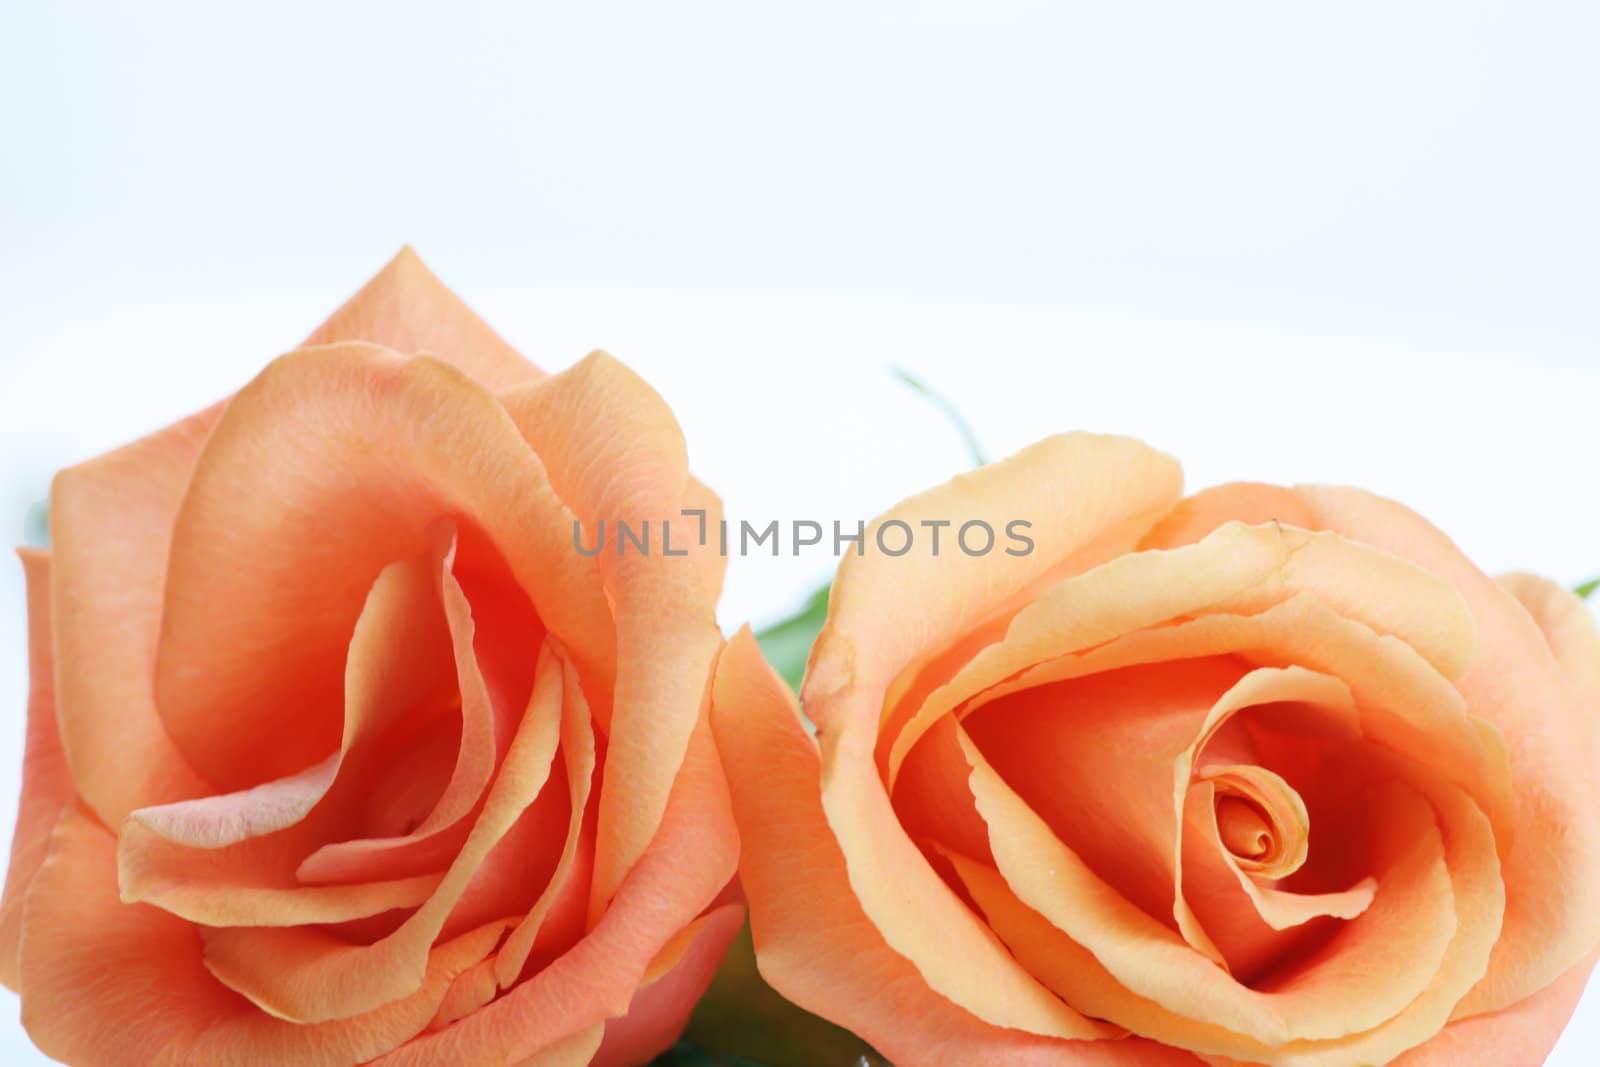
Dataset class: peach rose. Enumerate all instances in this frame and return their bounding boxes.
[711,433,1600,1066]
[0,251,741,1066]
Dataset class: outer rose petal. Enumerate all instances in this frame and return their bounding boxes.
[1292,486,1600,1015]
[591,903,746,1067]
[711,629,1199,1066]
[49,405,221,825]
[501,352,725,921]
[49,251,537,823]
[890,518,1480,787]
[1391,949,1600,1067]
[509,1025,606,1067]
[806,435,1186,1034]
[17,808,503,1067]
[809,432,1184,728]
[1140,483,1316,555]
[1497,572,1600,712]
[0,551,72,989]
[304,246,543,391]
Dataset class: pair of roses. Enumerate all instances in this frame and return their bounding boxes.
[3,252,1596,1066]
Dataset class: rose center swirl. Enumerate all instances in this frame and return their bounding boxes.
[1196,763,1310,879]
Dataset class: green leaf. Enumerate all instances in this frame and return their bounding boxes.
[649,1039,766,1066]
[754,584,830,692]
[891,367,987,468]
[671,921,888,1067]
[1576,578,1599,600]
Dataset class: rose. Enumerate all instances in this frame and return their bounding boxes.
[711,433,1600,1066]
[0,250,741,1066]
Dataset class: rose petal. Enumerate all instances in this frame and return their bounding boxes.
[506,1025,606,1067]
[49,405,222,825]
[495,652,599,989]
[303,247,543,391]
[890,715,998,866]
[1140,483,1316,551]
[198,640,567,1022]
[1293,486,1600,1014]
[950,773,1499,1067]
[119,540,464,926]
[961,726,1459,1046]
[297,530,544,885]
[0,550,72,990]
[1392,948,1600,1067]
[887,522,1293,784]
[710,629,1135,1055]
[1496,572,1600,717]
[153,345,611,789]
[964,658,1248,935]
[370,719,737,1066]
[17,807,503,1067]
[973,593,1507,832]
[810,432,1183,738]
[896,520,1481,788]
[500,351,725,921]
[1171,668,1372,967]
[590,903,745,1067]
[1179,782,1376,980]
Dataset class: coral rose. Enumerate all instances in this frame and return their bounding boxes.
[0,251,740,1066]
[711,432,1600,1066]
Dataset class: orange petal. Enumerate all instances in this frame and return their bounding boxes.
[506,1024,606,1067]
[304,247,543,391]
[964,658,1247,933]
[591,903,745,1067]
[501,352,725,920]
[118,541,463,926]
[495,652,599,988]
[890,714,997,865]
[1171,668,1372,968]
[971,593,1506,832]
[896,519,1479,787]
[298,531,545,885]
[962,723,1461,1047]
[1179,781,1376,981]
[809,433,1183,735]
[1497,571,1600,715]
[1294,486,1600,1014]
[1140,482,1315,551]
[1280,768,1504,1066]
[820,707,1138,1038]
[1148,487,1479,681]
[427,956,500,1031]
[199,640,567,1022]
[0,550,72,991]
[711,629,1139,1060]
[17,807,502,1067]
[888,521,1293,785]
[371,719,738,1066]
[49,404,222,825]
[1392,948,1599,1067]
[1179,760,1505,1065]
[949,777,1499,1067]
[153,345,611,789]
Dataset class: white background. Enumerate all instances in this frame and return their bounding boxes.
[1,2,1596,1063]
